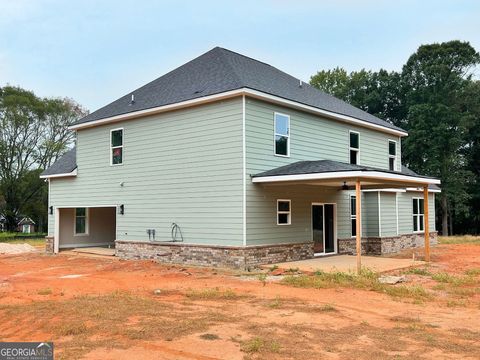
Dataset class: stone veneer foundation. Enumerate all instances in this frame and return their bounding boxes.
[115,240,314,270]
[46,232,437,269]
[338,232,438,256]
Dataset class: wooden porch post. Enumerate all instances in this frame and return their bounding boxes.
[424,186,430,262]
[356,179,362,273]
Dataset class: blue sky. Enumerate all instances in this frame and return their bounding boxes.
[1,0,479,111]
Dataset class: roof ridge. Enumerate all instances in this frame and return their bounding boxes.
[215,48,246,87]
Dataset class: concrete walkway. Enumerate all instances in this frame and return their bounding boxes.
[268,255,424,273]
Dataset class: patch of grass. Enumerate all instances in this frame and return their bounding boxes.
[281,268,431,301]
[240,337,280,354]
[404,267,431,276]
[199,333,219,340]
[185,287,241,300]
[267,296,282,308]
[57,322,88,336]
[268,265,278,272]
[447,299,467,308]
[286,267,299,273]
[319,303,337,312]
[431,273,476,286]
[37,288,52,295]
[465,268,480,276]
[257,273,267,286]
[439,236,480,245]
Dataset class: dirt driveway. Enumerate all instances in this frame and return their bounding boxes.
[0,242,479,359]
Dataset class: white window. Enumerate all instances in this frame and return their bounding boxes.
[389,140,397,171]
[22,224,30,233]
[349,131,360,165]
[277,200,291,225]
[74,208,88,235]
[111,128,123,165]
[274,113,290,157]
[350,195,357,237]
[413,198,424,232]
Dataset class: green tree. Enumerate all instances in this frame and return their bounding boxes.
[401,41,480,235]
[0,86,87,231]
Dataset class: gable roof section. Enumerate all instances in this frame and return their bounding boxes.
[40,148,77,178]
[71,47,406,135]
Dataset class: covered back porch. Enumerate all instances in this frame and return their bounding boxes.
[252,160,441,272]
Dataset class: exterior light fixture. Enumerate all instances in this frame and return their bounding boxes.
[342,182,349,191]
[49,206,53,215]
[118,204,124,215]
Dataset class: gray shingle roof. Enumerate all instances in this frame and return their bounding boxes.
[252,160,439,187]
[72,47,405,133]
[40,147,77,176]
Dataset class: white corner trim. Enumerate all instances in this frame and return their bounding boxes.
[69,88,408,137]
[40,168,77,179]
[378,192,382,237]
[252,171,441,185]
[242,95,247,246]
[395,192,399,235]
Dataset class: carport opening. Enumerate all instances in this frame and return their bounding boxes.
[58,207,116,251]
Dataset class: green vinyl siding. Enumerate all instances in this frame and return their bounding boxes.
[398,191,435,234]
[48,98,244,245]
[245,97,402,245]
[380,193,398,236]
[363,192,379,237]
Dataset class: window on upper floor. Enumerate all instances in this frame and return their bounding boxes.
[111,128,123,165]
[389,140,397,171]
[274,113,290,157]
[413,198,424,232]
[350,195,357,237]
[349,131,359,165]
[277,199,291,225]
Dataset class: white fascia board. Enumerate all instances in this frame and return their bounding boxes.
[40,168,77,179]
[252,171,441,185]
[362,188,406,193]
[69,88,408,137]
[406,187,442,193]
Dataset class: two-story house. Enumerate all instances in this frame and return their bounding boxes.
[41,47,440,268]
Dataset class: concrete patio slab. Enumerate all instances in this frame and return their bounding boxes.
[267,255,424,273]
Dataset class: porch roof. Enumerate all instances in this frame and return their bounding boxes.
[251,160,441,188]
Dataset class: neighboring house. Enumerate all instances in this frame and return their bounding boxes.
[17,217,36,233]
[40,47,440,268]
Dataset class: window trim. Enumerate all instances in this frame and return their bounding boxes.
[349,130,360,165]
[274,112,290,158]
[276,199,291,225]
[412,197,425,233]
[110,128,124,166]
[350,194,357,238]
[74,208,89,236]
[388,139,397,171]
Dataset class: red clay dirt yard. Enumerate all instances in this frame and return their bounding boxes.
[1,237,480,359]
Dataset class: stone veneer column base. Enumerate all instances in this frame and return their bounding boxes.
[45,236,54,253]
[115,240,314,269]
[338,232,438,255]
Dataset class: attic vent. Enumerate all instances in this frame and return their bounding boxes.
[193,89,204,94]
[130,94,135,105]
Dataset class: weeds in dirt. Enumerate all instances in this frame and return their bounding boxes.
[431,272,476,286]
[199,333,220,340]
[439,236,480,245]
[257,273,267,286]
[241,337,280,354]
[37,288,52,295]
[404,267,431,276]
[281,268,431,301]
[465,268,480,276]
[185,287,241,300]
[267,296,282,308]
[319,303,337,312]
[268,265,278,272]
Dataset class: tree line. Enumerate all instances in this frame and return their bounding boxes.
[1,40,479,235]
[0,86,87,232]
[310,40,480,235]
